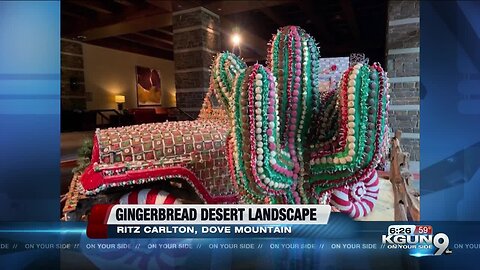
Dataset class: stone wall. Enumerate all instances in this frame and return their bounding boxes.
[61,38,87,110]
[173,7,220,120]
[386,0,420,161]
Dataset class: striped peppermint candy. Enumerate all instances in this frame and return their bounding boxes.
[116,189,182,205]
[330,170,379,218]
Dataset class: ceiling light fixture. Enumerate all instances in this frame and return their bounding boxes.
[231,33,241,46]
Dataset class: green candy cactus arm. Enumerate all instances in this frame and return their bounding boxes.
[266,26,322,203]
[208,26,389,205]
[308,63,389,197]
[266,26,389,201]
[211,51,304,204]
[209,52,247,115]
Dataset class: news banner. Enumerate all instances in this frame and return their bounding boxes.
[71,204,468,258]
[3,205,480,270]
[87,205,331,238]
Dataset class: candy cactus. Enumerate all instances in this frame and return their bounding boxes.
[209,26,389,217]
[76,26,389,220]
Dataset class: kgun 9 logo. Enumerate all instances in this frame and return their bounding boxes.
[382,232,451,256]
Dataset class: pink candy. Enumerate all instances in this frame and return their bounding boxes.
[273,165,285,175]
[269,143,276,150]
[294,196,301,204]
[294,164,300,172]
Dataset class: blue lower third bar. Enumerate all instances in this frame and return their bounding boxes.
[108,224,327,238]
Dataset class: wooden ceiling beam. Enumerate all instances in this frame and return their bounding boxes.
[62,10,87,20]
[204,0,293,15]
[62,1,99,18]
[118,33,173,50]
[171,0,204,12]
[155,27,173,35]
[113,0,134,6]
[146,0,172,12]
[88,37,174,60]
[67,0,121,14]
[139,29,173,43]
[71,13,172,41]
[62,0,169,38]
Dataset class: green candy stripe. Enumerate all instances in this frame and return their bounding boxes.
[206,26,389,205]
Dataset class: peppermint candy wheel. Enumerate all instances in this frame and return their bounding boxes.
[330,170,379,218]
[116,189,182,205]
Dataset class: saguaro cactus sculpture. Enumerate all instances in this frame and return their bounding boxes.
[209,26,389,217]
[78,26,389,219]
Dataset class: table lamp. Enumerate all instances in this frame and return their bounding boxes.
[115,95,125,111]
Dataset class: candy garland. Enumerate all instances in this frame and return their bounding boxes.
[327,64,388,217]
[233,69,264,203]
[308,64,387,178]
[312,64,389,217]
[204,26,386,212]
[213,26,315,204]
[309,64,368,172]
[204,26,389,217]
[210,52,246,116]
[234,64,294,203]
[285,27,302,203]
[265,26,322,203]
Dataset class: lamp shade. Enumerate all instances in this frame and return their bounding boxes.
[115,95,125,103]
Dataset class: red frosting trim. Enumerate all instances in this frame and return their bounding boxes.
[80,134,238,204]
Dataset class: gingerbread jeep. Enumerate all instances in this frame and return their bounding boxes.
[65,26,389,220]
